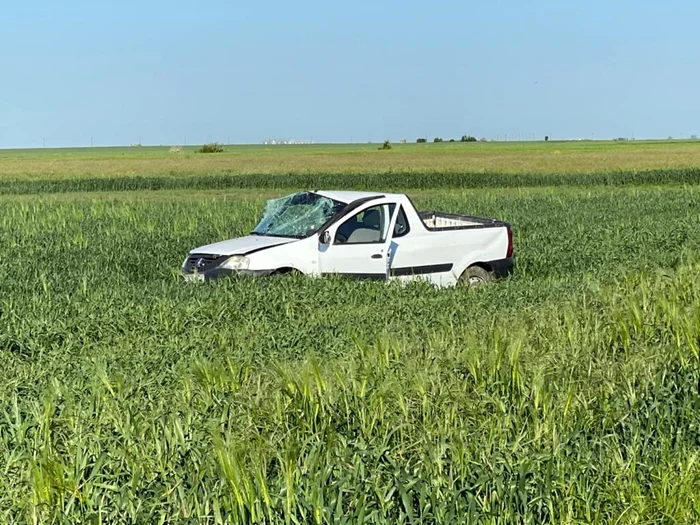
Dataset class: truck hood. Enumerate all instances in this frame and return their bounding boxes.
[190,235,297,256]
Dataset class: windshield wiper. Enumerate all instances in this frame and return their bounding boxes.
[249,231,303,239]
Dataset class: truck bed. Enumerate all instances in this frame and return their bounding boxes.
[418,211,505,230]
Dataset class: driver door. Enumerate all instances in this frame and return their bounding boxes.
[318,202,397,279]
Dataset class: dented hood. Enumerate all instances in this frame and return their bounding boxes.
[189,235,297,256]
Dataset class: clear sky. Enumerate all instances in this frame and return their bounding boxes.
[1,0,698,148]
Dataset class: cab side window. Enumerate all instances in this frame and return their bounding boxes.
[335,204,395,244]
[393,206,410,238]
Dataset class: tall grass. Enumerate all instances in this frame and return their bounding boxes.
[2,266,699,523]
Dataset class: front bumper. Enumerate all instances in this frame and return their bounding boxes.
[181,268,274,282]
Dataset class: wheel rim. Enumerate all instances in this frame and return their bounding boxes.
[467,275,484,286]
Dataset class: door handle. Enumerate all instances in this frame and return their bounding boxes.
[371,254,383,259]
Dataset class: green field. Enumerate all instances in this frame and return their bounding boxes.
[2,139,700,182]
[1,142,700,523]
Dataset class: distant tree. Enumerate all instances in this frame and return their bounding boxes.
[417,138,427,143]
[449,139,455,142]
[197,143,224,153]
[460,135,477,142]
[433,137,443,143]
[378,140,392,150]
[544,136,549,141]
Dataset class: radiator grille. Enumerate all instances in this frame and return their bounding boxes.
[183,254,219,273]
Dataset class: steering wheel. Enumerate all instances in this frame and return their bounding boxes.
[335,232,348,244]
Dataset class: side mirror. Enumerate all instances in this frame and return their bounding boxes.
[320,230,331,245]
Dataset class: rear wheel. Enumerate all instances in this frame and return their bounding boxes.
[459,265,493,287]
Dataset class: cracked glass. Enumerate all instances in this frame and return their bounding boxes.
[251,192,345,239]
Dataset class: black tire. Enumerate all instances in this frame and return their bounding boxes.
[459,265,493,287]
[270,268,301,278]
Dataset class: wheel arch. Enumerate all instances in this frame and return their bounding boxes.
[269,266,303,276]
[453,252,492,280]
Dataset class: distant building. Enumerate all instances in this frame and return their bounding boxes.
[263,138,314,145]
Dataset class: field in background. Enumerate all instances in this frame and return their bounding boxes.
[1,142,699,523]
[1,139,700,180]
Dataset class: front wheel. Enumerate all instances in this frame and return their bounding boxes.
[458,265,493,287]
[270,268,301,278]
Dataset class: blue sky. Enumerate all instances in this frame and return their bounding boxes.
[1,0,698,147]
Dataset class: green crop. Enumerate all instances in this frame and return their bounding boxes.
[1,167,700,196]
[0,184,699,523]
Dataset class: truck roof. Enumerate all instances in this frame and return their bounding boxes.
[313,190,403,204]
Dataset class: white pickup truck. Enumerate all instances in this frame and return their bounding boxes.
[181,190,513,287]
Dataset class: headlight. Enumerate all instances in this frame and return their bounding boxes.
[220,255,250,270]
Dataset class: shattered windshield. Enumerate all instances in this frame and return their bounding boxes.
[251,192,346,238]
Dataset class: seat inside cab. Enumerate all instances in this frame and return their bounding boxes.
[336,207,386,244]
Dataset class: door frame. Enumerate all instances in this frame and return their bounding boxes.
[317,200,400,279]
